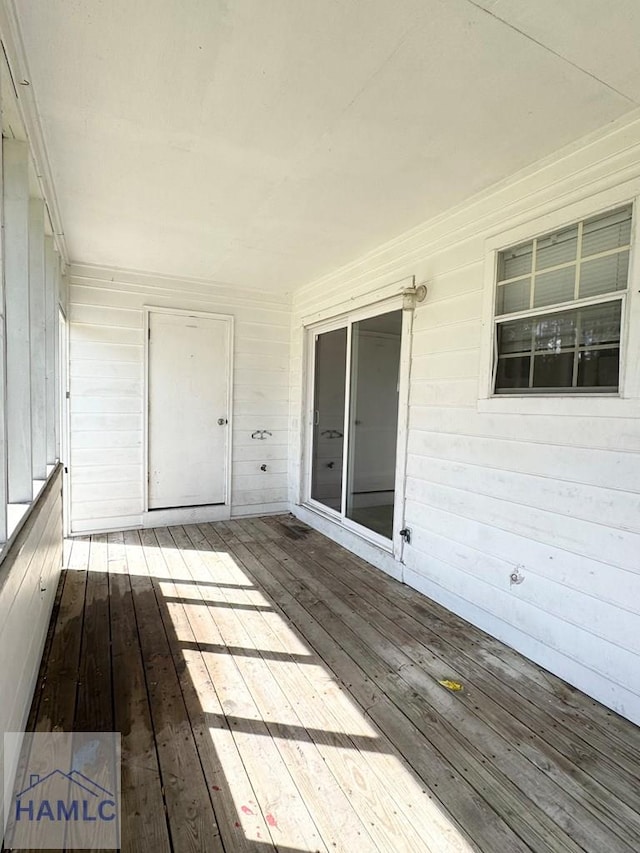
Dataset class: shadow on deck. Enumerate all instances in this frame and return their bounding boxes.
[10,515,640,852]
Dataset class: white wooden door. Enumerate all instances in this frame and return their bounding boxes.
[147,310,230,509]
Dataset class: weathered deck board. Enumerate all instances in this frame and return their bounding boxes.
[280,518,640,762]
[264,518,640,809]
[253,520,639,852]
[227,527,559,853]
[152,524,328,853]
[34,544,89,734]
[17,515,640,853]
[144,527,277,853]
[112,530,171,853]
[134,528,225,853]
[173,523,428,853]
[75,534,112,733]
[190,522,486,853]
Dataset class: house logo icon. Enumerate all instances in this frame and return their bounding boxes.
[15,769,117,823]
[4,731,121,850]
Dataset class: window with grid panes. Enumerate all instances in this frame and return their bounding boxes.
[493,205,632,393]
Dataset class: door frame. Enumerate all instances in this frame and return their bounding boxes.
[57,306,71,536]
[143,306,234,513]
[301,295,413,558]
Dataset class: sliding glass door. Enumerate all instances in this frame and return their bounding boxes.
[311,328,347,510]
[309,308,403,542]
[345,311,402,538]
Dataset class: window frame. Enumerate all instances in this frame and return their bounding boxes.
[478,185,640,415]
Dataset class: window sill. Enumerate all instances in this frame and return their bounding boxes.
[477,394,640,417]
[6,476,53,538]
[7,503,30,539]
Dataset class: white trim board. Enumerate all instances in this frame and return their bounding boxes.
[300,275,415,326]
[0,2,69,265]
[141,504,230,528]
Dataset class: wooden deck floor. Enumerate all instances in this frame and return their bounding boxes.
[21,515,640,852]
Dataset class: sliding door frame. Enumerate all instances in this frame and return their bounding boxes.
[302,295,413,558]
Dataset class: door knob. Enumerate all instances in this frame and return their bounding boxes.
[218,418,228,425]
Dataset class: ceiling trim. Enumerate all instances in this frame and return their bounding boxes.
[0,0,68,266]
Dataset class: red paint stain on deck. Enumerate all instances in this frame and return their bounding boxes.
[266,813,278,829]
[241,805,255,815]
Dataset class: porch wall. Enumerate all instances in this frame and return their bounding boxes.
[0,467,63,827]
[67,267,291,533]
[289,113,640,724]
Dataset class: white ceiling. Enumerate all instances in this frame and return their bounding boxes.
[13,0,640,293]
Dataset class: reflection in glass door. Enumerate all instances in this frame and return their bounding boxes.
[309,309,403,541]
[346,311,402,538]
[311,327,347,511]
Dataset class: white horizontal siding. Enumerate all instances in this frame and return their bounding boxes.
[405,479,638,574]
[0,469,63,830]
[290,112,640,724]
[407,431,640,500]
[68,268,291,531]
[413,401,640,445]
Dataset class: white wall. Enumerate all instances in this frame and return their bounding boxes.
[289,111,640,725]
[0,468,63,829]
[68,266,290,533]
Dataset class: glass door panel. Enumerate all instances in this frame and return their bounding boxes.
[311,327,347,511]
[346,310,402,538]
